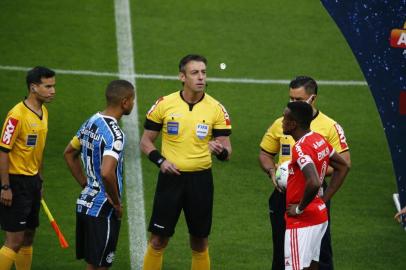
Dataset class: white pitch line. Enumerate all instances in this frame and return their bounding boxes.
[114,0,147,269]
[0,65,367,86]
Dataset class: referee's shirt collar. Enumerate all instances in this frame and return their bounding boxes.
[179,90,205,111]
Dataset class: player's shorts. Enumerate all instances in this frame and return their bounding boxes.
[0,174,42,232]
[284,221,328,270]
[76,213,121,267]
[148,169,213,238]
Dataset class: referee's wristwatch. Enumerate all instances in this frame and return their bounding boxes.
[1,184,10,191]
[295,205,304,215]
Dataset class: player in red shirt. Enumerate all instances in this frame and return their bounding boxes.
[282,102,349,270]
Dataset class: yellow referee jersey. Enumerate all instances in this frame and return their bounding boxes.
[0,101,48,175]
[260,110,349,164]
[145,91,232,171]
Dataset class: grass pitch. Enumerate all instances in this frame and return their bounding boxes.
[0,0,405,269]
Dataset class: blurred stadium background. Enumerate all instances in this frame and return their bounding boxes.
[0,0,405,269]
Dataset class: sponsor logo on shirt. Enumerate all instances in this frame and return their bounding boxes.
[334,123,348,149]
[167,122,179,135]
[80,129,101,141]
[295,144,304,157]
[312,139,325,149]
[77,199,94,208]
[196,123,209,139]
[2,117,18,145]
[297,155,312,168]
[79,138,95,150]
[147,97,164,115]
[218,103,231,126]
[108,121,123,140]
[169,113,182,117]
[317,147,330,161]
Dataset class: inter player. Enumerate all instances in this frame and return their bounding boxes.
[259,76,351,270]
[63,80,135,270]
[282,102,349,270]
[0,66,55,270]
[141,54,232,270]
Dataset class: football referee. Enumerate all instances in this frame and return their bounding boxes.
[141,54,232,270]
[0,66,56,270]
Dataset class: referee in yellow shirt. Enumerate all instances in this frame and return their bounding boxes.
[141,54,232,270]
[0,67,56,270]
[259,76,351,270]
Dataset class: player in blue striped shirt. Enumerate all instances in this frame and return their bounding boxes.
[64,80,135,270]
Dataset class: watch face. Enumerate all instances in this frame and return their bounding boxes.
[1,185,10,190]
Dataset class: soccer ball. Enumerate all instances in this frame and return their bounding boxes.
[275,161,290,189]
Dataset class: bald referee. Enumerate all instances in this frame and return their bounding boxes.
[141,54,232,270]
[259,76,351,270]
[0,66,56,270]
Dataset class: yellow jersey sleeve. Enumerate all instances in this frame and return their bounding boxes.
[70,136,81,150]
[311,111,349,154]
[213,103,232,130]
[0,111,22,151]
[259,119,281,155]
[146,97,164,124]
[326,122,349,153]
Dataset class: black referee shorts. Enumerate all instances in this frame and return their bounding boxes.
[0,174,42,232]
[76,213,121,267]
[269,189,286,270]
[148,169,213,238]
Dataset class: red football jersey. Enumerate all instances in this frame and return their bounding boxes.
[285,131,335,229]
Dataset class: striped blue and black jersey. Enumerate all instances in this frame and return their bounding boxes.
[73,113,125,218]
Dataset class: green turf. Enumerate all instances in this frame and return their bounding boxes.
[0,0,405,269]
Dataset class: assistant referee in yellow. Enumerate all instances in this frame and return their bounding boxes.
[141,54,232,270]
[0,66,56,270]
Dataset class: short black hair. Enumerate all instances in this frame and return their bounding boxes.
[105,80,135,105]
[287,101,313,130]
[26,66,55,90]
[179,54,207,73]
[289,76,318,95]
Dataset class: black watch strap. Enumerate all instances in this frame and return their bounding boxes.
[1,184,10,190]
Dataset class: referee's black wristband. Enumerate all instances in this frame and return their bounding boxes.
[216,148,229,161]
[148,150,166,168]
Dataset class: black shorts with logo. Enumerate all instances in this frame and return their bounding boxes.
[0,174,42,232]
[148,169,213,238]
[76,213,121,267]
